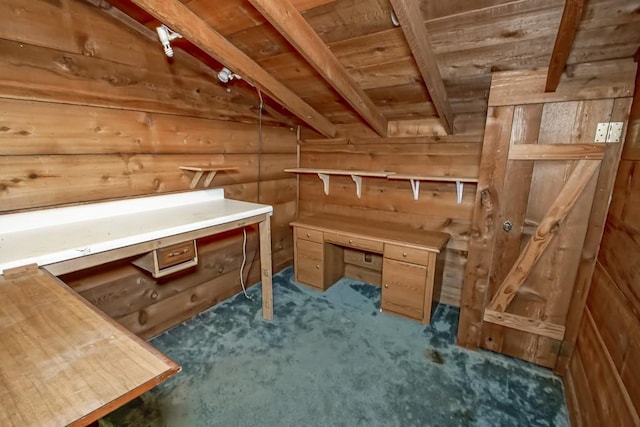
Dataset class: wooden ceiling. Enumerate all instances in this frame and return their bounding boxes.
[103,0,640,137]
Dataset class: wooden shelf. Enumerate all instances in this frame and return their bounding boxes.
[285,168,394,198]
[179,166,238,189]
[284,168,479,203]
[387,174,479,203]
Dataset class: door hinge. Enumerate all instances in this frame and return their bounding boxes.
[595,122,623,143]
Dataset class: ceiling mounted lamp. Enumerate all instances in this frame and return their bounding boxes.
[156,25,183,57]
[217,67,243,83]
[390,10,400,27]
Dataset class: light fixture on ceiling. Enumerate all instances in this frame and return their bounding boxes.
[390,10,400,27]
[155,25,183,57]
[217,67,242,83]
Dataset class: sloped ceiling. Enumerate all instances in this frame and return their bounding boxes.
[102,0,640,137]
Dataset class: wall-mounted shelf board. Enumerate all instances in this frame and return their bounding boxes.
[285,168,394,198]
[179,166,239,189]
[388,174,479,203]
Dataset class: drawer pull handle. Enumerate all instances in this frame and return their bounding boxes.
[348,239,353,244]
[306,233,311,237]
[402,252,407,257]
[315,264,320,269]
[168,248,189,257]
[384,284,389,289]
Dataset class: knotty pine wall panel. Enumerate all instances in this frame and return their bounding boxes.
[0,98,297,156]
[0,0,297,337]
[298,138,481,306]
[563,70,640,426]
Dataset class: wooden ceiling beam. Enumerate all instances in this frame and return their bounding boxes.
[129,0,336,138]
[389,0,453,135]
[248,0,388,137]
[545,0,586,93]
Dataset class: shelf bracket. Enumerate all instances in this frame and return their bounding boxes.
[456,181,463,204]
[409,179,420,200]
[202,171,218,187]
[317,173,330,195]
[350,174,363,198]
[188,171,219,189]
[189,171,205,189]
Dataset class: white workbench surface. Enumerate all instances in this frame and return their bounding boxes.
[0,189,272,274]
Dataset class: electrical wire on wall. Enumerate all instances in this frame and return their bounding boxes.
[257,88,264,203]
[238,87,265,301]
[239,227,254,300]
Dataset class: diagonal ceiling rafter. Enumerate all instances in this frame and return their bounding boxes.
[248,0,388,137]
[389,0,454,135]
[130,0,336,138]
[545,0,586,93]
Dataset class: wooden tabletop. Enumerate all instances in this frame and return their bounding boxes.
[291,213,450,253]
[0,267,180,426]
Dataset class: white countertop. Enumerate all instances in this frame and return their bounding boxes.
[0,189,272,274]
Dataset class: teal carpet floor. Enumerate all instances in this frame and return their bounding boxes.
[102,267,569,427]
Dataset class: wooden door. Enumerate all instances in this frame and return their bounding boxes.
[460,95,632,368]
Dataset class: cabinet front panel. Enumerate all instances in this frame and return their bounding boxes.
[295,239,324,288]
[384,244,430,265]
[295,226,323,244]
[381,258,427,320]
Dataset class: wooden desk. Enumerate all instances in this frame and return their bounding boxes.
[0,267,179,426]
[0,189,273,320]
[0,189,274,425]
[291,214,449,324]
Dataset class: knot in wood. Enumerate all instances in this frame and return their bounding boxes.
[480,188,494,209]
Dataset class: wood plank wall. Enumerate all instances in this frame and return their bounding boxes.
[297,135,482,306]
[563,63,640,427]
[0,0,297,338]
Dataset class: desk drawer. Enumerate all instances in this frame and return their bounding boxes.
[384,244,430,265]
[157,241,197,269]
[133,240,198,278]
[295,239,323,288]
[295,226,323,244]
[324,232,383,253]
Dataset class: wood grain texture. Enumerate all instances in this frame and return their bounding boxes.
[0,98,296,156]
[130,0,336,137]
[298,137,480,306]
[518,99,609,367]
[389,0,453,133]
[0,268,179,426]
[556,97,633,374]
[564,341,601,427]
[481,103,541,354]
[483,309,565,341]
[560,60,638,426]
[545,0,586,92]
[575,310,640,426]
[486,160,600,313]
[0,154,294,212]
[457,106,513,348]
[249,0,388,136]
[489,59,636,107]
[0,0,298,348]
[97,0,640,136]
[508,143,606,160]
